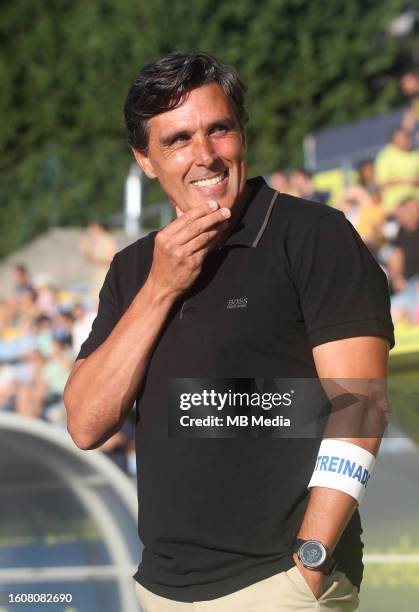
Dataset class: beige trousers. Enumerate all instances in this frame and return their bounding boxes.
[135,566,359,611]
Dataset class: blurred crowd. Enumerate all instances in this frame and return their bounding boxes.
[269,70,419,326]
[1,70,418,470]
[0,224,136,475]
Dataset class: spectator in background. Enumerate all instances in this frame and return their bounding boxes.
[1,259,134,474]
[16,288,40,323]
[400,70,419,147]
[337,185,367,227]
[42,337,73,423]
[53,312,74,346]
[33,274,58,319]
[72,303,96,358]
[357,159,378,193]
[337,185,386,256]
[374,127,419,212]
[0,365,15,411]
[356,191,386,255]
[78,220,118,305]
[10,263,32,298]
[288,168,330,203]
[388,197,419,323]
[34,315,54,356]
[268,170,289,193]
[14,349,46,418]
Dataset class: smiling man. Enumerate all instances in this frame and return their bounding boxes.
[64,52,394,611]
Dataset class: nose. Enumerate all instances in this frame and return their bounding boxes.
[193,135,217,166]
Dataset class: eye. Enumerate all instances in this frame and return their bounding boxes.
[173,134,190,145]
[165,133,191,147]
[210,124,229,135]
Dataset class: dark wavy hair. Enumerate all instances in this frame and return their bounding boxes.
[123,52,248,152]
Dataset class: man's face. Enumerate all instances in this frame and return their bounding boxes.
[397,199,419,231]
[133,83,247,214]
[392,129,411,151]
[401,73,419,97]
[359,161,374,184]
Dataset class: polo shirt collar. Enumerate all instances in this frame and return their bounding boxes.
[223,176,279,248]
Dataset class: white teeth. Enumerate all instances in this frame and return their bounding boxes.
[191,172,225,187]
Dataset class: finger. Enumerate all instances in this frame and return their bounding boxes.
[174,199,218,217]
[162,201,219,236]
[192,232,226,260]
[184,221,229,254]
[175,207,231,245]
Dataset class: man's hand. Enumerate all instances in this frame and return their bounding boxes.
[148,200,231,300]
[292,552,324,599]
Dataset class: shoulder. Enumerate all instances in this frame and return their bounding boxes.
[108,231,157,307]
[276,191,337,220]
[113,231,157,271]
[271,191,343,239]
[247,177,338,230]
[375,144,393,159]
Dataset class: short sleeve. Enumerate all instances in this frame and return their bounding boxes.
[76,256,121,360]
[291,211,395,349]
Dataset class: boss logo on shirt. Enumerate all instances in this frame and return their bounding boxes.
[227,297,248,309]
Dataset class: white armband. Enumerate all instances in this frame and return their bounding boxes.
[308,439,376,504]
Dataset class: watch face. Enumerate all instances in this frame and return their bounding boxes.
[299,541,327,568]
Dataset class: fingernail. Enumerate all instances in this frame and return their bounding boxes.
[220,208,231,218]
[208,200,218,210]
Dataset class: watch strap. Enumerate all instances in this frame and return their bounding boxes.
[293,538,337,575]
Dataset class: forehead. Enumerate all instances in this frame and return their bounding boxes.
[147,83,236,139]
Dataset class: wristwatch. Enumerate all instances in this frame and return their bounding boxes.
[292,539,337,575]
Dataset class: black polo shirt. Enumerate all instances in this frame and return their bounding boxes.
[78,177,394,602]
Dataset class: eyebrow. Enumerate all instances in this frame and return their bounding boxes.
[159,117,236,147]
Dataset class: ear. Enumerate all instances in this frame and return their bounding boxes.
[131,147,157,179]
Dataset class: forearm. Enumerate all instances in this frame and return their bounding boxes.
[64,276,175,449]
[296,372,386,552]
[294,337,390,595]
[65,202,230,450]
[296,436,381,553]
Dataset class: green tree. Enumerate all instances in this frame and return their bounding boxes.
[0,0,415,257]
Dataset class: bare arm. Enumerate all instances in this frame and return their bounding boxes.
[64,280,176,450]
[64,202,230,450]
[293,336,390,597]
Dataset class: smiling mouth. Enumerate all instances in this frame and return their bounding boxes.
[190,170,228,188]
